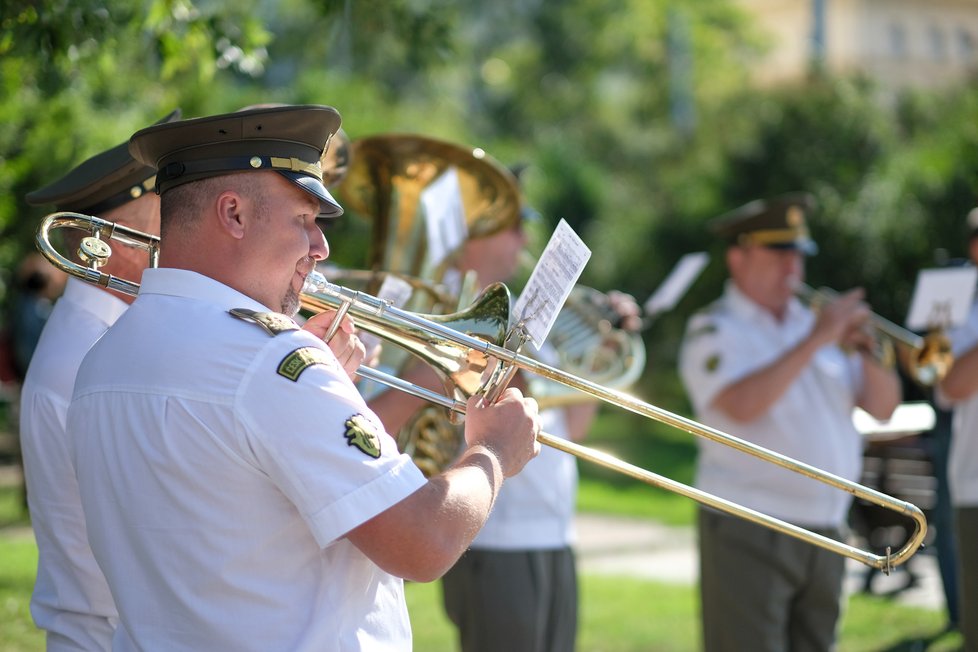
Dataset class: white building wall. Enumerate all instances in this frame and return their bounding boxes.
[736,0,978,89]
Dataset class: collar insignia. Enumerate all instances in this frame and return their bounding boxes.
[229,308,299,336]
[344,414,382,459]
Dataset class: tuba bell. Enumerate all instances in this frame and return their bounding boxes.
[334,133,522,304]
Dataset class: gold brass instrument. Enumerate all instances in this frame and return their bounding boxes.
[36,212,928,574]
[797,283,953,386]
[319,127,352,189]
[329,133,524,470]
[335,133,522,293]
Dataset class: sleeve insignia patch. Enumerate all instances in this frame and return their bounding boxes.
[344,414,382,459]
[277,346,334,382]
[704,353,721,373]
[229,308,299,336]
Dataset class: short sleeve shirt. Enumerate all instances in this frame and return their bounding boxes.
[946,299,978,507]
[678,281,864,526]
[472,364,578,551]
[67,268,427,651]
[20,278,126,650]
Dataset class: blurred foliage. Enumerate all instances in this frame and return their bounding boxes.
[1,0,976,416]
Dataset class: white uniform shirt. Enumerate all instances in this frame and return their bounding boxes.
[67,268,427,652]
[679,281,864,527]
[20,277,126,651]
[471,407,577,550]
[946,299,978,507]
[470,344,577,550]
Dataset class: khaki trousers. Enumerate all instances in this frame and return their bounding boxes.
[441,547,578,652]
[698,508,846,652]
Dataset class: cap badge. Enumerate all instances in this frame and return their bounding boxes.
[787,205,804,227]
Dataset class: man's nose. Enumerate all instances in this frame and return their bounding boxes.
[310,224,329,261]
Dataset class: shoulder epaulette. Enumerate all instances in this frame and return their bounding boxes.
[686,300,723,340]
[229,308,300,336]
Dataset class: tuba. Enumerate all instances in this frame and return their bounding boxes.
[323,134,525,473]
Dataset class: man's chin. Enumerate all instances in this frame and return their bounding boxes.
[281,287,301,317]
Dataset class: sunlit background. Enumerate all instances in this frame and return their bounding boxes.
[1,1,975,649]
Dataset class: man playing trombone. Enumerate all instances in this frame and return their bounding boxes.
[62,105,542,650]
[678,193,901,652]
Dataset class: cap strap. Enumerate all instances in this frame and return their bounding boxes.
[268,156,322,178]
[84,175,157,215]
[159,155,323,187]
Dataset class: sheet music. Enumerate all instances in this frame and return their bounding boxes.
[905,266,977,331]
[513,219,591,349]
[420,167,468,268]
[643,252,709,317]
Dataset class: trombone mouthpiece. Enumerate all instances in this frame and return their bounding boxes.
[302,270,329,294]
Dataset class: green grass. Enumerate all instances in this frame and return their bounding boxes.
[406,576,961,652]
[0,523,41,651]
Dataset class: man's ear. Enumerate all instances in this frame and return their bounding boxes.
[215,190,246,240]
[725,245,743,274]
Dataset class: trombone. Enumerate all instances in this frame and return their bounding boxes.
[796,283,953,386]
[35,211,928,574]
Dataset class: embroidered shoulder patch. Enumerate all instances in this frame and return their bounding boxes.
[704,353,721,373]
[229,308,299,336]
[344,414,382,459]
[277,346,334,382]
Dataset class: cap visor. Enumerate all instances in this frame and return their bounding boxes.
[278,171,343,218]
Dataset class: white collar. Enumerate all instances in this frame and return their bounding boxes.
[724,279,806,328]
[61,276,130,326]
[138,267,273,314]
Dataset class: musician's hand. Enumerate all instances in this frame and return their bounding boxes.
[840,321,876,354]
[302,310,365,381]
[464,387,541,478]
[810,288,870,348]
[606,290,643,332]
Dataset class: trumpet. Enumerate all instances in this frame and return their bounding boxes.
[35,211,928,573]
[796,283,953,386]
